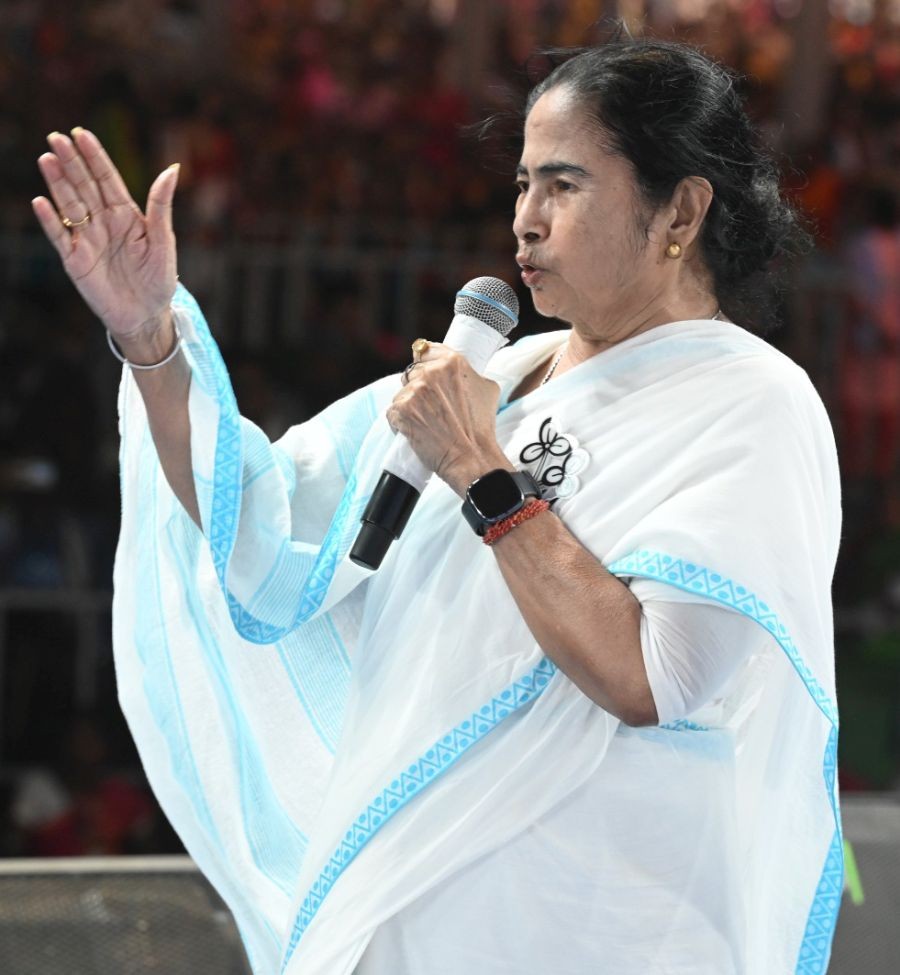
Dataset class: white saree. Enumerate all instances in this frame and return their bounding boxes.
[113,285,842,975]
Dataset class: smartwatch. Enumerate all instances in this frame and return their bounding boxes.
[461,468,542,536]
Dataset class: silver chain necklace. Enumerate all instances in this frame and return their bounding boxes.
[540,308,723,387]
[540,345,567,386]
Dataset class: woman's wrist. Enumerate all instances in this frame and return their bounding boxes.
[113,308,176,366]
[444,446,515,498]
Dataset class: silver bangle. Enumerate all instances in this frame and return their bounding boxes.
[107,321,182,371]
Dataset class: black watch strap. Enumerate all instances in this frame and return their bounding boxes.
[461,468,542,536]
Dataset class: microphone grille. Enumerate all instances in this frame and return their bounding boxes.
[454,277,519,336]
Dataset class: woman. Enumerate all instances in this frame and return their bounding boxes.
[34,38,841,975]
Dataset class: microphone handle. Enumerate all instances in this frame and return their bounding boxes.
[382,313,509,492]
[349,314,509,570]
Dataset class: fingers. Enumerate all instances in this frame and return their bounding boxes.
[412,342,456,370]
[31,195,73,260]
[403,340,450,386]
[411,339,448,363]
[385,391,420,438]
[37,150,93,227]
[70,126,136,209]
[145,164,180,245]
[411,345,465,378]
[46,131,104,216]
[385,404,400,435]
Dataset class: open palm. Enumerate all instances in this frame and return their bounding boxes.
[32,128,180,339]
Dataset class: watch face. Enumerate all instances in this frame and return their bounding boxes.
[469,470,523,522]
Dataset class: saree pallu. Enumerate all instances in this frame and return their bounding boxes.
[114,285,842,974]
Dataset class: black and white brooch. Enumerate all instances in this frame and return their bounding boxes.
[518,416,590,502]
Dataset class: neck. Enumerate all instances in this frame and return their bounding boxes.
[555,291,721,377]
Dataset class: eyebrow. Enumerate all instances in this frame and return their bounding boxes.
[515,161,592,180]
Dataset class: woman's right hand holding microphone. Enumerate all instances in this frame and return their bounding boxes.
[33,128,181,363]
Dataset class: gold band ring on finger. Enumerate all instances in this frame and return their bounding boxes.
[62,211,91,229]
[411,337,430,360]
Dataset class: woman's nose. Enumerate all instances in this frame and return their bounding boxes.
[512,194,547,245]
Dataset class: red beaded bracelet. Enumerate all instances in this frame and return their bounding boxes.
[483,498,550,545]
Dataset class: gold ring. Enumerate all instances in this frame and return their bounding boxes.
[411,338,430,360]
[62,212,91,229]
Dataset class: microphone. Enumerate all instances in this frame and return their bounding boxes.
[349,276,519,570]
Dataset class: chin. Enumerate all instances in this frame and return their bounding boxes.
[528,279,578,324]
[529,290,563,321]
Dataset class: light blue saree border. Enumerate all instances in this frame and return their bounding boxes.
[280,548,842,973]
[279,656,558,971]
[171,289,841,971]
[606,549,842,975]
[173,286,375,644]
[134,429,221,851]
[165,514,309,897]
[124,383,282,967]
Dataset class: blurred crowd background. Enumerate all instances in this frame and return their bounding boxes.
[1,0,899,858]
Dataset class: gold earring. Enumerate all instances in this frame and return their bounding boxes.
[665,242,682,259]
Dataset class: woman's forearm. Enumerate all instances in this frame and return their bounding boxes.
[445,452,656,727]
[118,308,201,527]
[491,510,657,726]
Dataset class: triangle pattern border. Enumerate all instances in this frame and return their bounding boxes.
[174,291,844,973]
[606,549,842,975]
[175,286,373,644]
[280,656,558,970]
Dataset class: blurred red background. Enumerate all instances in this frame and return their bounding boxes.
[1,0,899,858]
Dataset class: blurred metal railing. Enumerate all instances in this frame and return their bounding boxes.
[0,227,514,347]
[1,227,855,410]
[0,855,252,974]
[0,797,898,973]
[0,587,111,764]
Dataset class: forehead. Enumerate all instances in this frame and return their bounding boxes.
[520,85,607,170]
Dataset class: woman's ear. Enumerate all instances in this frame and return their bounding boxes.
[667,176,714,252]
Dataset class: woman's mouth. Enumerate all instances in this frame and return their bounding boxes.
[519,263,544,287]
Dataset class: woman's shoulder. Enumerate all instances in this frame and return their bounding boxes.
[667,318,816,397]
[627,319,833,451]
[707,325,838,481]
[719,322,820,398]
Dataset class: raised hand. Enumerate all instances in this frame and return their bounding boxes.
[32,128,180,342]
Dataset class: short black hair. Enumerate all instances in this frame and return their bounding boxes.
[521,36,810,329]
